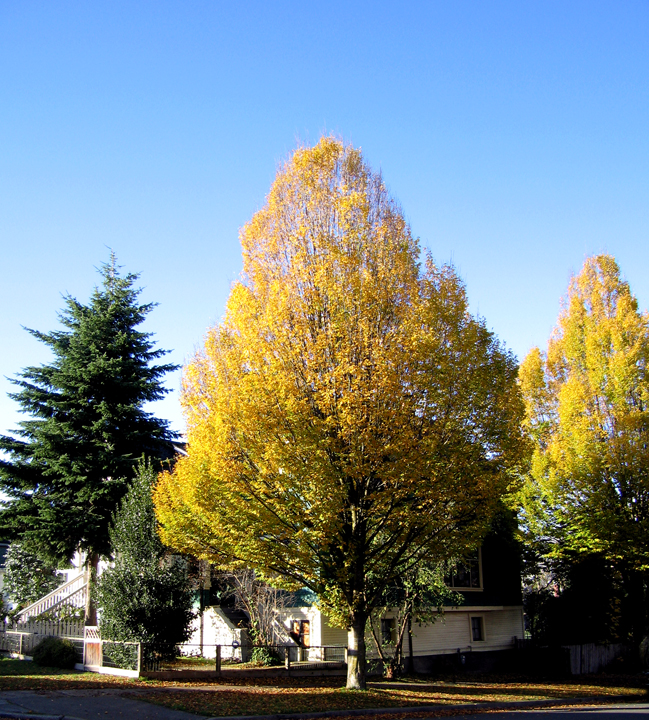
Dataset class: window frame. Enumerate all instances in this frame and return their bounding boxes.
[380,617,397,645]
[469,614,486,643]
[446,547,484,592]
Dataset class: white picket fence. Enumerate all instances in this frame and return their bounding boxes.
[9,619,85,638]
[0,624,140,677]
[0,627,84,658]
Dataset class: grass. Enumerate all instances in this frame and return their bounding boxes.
[133,677,648,717]
[0,657,645,717]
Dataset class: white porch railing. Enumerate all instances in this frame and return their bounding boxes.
[17,572,88,621]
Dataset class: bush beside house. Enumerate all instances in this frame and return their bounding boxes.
[96,462,195,664]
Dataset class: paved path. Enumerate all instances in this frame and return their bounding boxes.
[0,688,202,719]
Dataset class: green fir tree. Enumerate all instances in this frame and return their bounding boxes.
[95,461,195,661]
[0,254,178,565]
[3,543,63,610]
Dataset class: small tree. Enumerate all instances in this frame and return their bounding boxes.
[227,569,294,660]
[3,543,63,611]
[368,562,457,679]
[95,462,195,661]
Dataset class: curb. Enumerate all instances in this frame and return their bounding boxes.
[198,695,646,720]
[0,694,643,720]
[0,714,86,720]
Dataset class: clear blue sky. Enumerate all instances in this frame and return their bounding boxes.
[1,1,648,436]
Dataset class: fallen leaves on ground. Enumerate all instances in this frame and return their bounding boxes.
[0,658,645,718]
[130,680,647,717]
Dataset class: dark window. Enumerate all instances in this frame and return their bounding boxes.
[381,618,396,645]
[446,551,481,589]
[471,616,484,641]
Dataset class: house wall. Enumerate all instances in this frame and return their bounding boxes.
[281,605,523,661]
[277,607,318,645]
[321,617,347,647]
[453,515,523,609]
[277,608,350,648]
[182,607,248,660]
[409,606,524,656]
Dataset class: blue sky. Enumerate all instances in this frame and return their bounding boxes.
[1,1,648,435]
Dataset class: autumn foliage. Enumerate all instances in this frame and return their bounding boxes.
[154,138,524,687]
[519,255,649,645]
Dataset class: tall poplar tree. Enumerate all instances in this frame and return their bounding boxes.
[519,254,649,647]
[154,138,525,689]
[0,254,178,570]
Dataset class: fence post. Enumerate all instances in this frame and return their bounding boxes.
[285,646,291,671]
[137,643,142,675]
[215,644,221,675]
[19,634,23,656]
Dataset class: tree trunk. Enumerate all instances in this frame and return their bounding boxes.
[84,553,99,626]
[621,565,647,658]
[407,615,414,675]
[199,574,205,657]
[347,612,367,690]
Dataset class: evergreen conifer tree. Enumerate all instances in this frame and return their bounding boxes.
[0,254,178,566]
[3,543,63,610]
[95,461,195,660]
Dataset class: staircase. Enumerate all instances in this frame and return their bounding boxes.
[218,606,250,629]
[17,572,88,622]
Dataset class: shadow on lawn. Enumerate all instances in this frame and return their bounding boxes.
[130,688,475,717]
[133,683,648,719]
[371,683,637,699]
[0,657,646,709]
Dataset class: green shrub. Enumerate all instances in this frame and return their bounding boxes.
[96,462,195,662]
[250,645,282,666]
[32,637,78,669]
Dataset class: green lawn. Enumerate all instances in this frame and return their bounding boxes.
[0,657,645,717]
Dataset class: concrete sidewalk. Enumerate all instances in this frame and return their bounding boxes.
[0,688,201,719]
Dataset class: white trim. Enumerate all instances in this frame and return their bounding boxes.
[447,548,483,591]
[17,573,88,621]
[468,613,486,643]
[80,664,139,678]
[443,605,523,612]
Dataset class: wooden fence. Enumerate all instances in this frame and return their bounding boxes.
[563,643,626,675]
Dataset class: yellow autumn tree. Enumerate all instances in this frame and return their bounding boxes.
[155,138,525,688]
[519,255,649,645]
